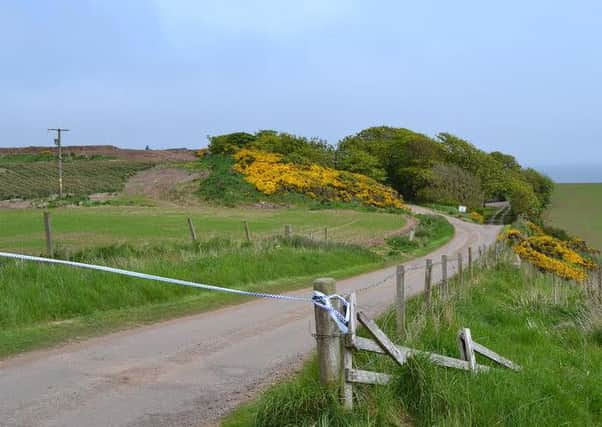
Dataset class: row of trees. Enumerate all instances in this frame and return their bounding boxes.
[208,127,553,219]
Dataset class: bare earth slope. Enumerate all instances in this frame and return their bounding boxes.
[0,208,501,427]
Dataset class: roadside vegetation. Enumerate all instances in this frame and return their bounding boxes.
[500,218,600,282]
[224,250,602,427]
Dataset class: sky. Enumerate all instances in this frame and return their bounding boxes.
[1,1,601,182]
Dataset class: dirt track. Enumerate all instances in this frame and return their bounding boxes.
[0,208,501,427]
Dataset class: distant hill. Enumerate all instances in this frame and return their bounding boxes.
[0,146,198,202]
[0,145,197,163]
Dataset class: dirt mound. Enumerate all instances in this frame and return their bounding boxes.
[122,167,204,201]
[0,145,197,162]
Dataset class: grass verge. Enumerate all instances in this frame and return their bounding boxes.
[224,253,602,426]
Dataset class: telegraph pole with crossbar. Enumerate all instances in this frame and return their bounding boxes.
[48,128,69,198]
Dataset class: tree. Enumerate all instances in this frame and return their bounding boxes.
[251,130,335,167]
[418,163,484,209]
[208,132,256,154]
[336,149,387,182]
[521,168,554,209]
[337,127,444,199]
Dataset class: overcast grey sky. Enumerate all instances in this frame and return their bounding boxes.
[1,1,601,181]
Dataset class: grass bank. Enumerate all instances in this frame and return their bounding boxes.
[0,214,452,358]
[546,183,602,250]
[224,254,602,426]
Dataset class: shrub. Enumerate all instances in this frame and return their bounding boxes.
[500,225,598,282]
[233,149,406,209]
[469,211,485,224]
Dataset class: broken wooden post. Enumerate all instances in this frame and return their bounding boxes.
[395,265,406,338]
[243,220,251,243]
[284,224,292,238]
[471,339,521,371]
[441,254,448,298]
[342,292,357,410]
[358,312,407,366]
[457,328,477,371]
[313,278,343,386]
[43,211,53,258]
[187,217,197,242]
[425,259,433,310]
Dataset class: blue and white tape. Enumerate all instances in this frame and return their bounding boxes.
[0,251,350,332]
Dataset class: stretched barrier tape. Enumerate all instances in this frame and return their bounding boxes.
[0,251,351,332]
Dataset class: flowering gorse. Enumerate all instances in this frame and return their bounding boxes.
[500,223,598,282]
[469,211,485,224]
[233,148,406,209]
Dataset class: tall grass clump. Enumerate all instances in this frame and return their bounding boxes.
[0,236,382,354]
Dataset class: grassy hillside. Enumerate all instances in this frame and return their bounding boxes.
[546,183,602,250]
[0,159,153,199]
[225,254,602,427]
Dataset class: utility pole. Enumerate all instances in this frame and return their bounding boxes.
[48,128,69,198]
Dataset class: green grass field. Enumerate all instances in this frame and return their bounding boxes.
[225,254,602,427]
[546,183,602,250]
[0,206,407,254]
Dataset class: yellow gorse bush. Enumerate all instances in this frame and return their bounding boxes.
[469,211,485,224]
[500,224,597,282]
[233,148,406,209]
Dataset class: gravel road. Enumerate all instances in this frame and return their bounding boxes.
[0,208,501,427]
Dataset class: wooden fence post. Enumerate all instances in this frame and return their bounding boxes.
[598,267,602,303]
[395,265,406,338]
[468,247,473,272]
[457,253,464,289]
[342,292,357,410]
[441,255,448,298]
[284,224,292,238]
[324,227,328,241]
[425,259,433,310]
[313,278,343,387]
[43,211,53,258]
[187,217,197,242]
[243,220,251,243]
